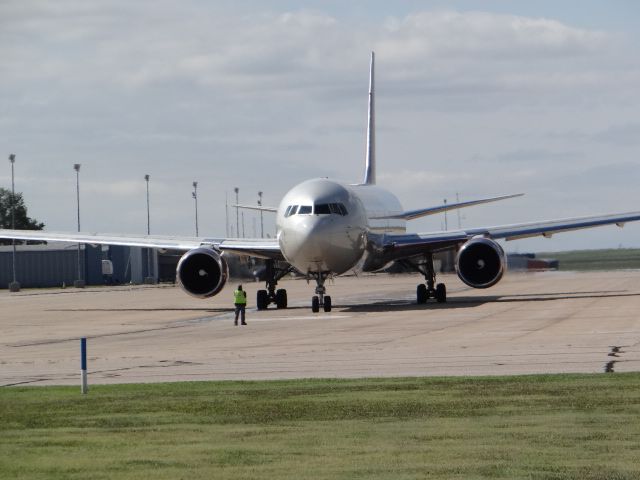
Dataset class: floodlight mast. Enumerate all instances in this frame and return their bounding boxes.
[258,191,264,238]
[144,174,154,284]
[8,154,19,292]
[234,187,239,238]
[192,181,199,236]
[73,163,84,288]
[144,174,150,235]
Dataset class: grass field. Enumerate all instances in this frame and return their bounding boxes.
[536,249,640,271]
[2,375,640,479]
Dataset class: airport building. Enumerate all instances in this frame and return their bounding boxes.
[0,243,157,289]
[1,244,261,290]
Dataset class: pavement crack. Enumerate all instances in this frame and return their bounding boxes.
[604,346,625,372]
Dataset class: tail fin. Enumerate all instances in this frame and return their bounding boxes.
[363,51,376,185]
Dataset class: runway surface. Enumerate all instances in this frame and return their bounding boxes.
[2,271,640,386]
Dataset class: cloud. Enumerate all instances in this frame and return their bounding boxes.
[593,123,640,146]
[547,123,640,147]
[492,148,581,164]
[379,10,607,61]
[1,2,639,251]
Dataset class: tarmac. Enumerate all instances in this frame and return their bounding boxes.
[2,270,640,386]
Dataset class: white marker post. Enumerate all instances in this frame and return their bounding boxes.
[81,337,88,394]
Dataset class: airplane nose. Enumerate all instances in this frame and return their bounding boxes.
[280,217,328,261]
[279,216,365,274]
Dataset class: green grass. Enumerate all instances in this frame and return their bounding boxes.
[2,375,640,479]
[537,248,640,271]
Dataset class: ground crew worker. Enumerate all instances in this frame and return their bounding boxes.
[233,285,247,326]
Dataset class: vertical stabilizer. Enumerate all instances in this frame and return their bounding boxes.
[363,51,376,185]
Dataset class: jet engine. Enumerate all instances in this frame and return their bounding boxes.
[176,248,229,298]
[455,237,506,289]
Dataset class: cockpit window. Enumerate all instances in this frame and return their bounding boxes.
[314,203,331,215]
[285,203,347,216]
[312,203,348,216]
[330,203,348,215]
[284,205,299,217]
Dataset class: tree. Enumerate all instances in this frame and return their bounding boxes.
[0,187,45,244]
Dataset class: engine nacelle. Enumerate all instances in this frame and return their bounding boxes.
[176,248,229,298]
[455,237,506,289]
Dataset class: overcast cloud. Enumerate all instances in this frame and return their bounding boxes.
[1,1,639,251]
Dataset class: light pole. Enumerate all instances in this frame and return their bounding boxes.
[145,175,150,235]
[192,181,199,236]
[443,198,448,231]
[73,163,84,288]
[258,191,264,238]
[144,174,154,284]
[225,191,229,237]
[8,154,19,292]
[234,187,239,237]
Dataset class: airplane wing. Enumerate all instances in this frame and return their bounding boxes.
[369,210,640,265]
[464,212,640,241]
[370,193,523,221]
[0,229,284,260]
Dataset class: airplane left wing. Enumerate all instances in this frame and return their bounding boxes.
[0,229,283,260]
[466,211,640,242]
[366,210,640,268]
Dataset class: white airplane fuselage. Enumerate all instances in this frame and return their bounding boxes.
[276,178,405,275]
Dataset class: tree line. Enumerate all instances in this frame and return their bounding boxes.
[0,187,44,244]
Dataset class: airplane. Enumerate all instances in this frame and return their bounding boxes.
[3,52,640,313]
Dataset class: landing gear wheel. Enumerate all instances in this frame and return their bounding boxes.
[275,289,288,309]
[323,295,332,312]
[435,283,447,303]
[312,296,320,313]
[257,290,269,310]
[417,284,428,304]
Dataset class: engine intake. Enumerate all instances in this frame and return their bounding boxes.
[176,248,228,298]
[456,237,505,289]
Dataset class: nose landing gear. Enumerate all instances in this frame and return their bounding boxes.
[310,271,332,313]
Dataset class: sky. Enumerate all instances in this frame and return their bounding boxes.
[1,0,639,252]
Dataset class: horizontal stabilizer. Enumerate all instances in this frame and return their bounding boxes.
[370,193,524,221]
[233,204,278,213]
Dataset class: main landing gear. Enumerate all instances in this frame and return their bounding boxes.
[413,254,447,304]
[310,271,332,313]
[256,260,294,310]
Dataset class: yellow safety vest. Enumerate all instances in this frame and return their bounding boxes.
[234,290,247,305]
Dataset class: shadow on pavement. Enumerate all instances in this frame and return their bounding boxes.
[340,290,640,313]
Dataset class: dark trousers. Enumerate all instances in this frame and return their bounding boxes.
[234,304,246,324]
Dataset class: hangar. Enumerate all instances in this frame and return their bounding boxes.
[0,244,157,289]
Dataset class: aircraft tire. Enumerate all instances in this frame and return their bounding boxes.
[257,289,269,310]
[323,295,332,312]
[312,295,320,313]
[417,284,428,304]
[435,283,447,303]
[276,289,288,309]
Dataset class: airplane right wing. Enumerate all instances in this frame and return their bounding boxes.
[0,229,284,260]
